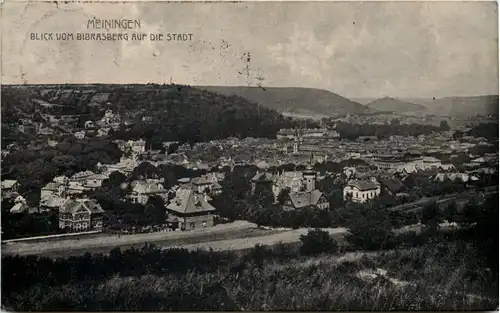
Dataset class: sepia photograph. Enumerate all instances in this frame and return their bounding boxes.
[1,0,499,311]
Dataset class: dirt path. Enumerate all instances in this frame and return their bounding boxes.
[2,221,257,256]
[2,224,348,257]
[165,228,348,252]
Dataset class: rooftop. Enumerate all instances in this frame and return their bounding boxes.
[346,179,379,191]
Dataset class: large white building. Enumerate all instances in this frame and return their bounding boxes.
[343,179,381,203]
[372,155,447,172]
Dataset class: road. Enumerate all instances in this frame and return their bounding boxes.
[164,228,348,252]
[2,221,258,257]
[2,220,348,258]
[387,188,498,213]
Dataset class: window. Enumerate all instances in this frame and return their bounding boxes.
[202,222,207,227]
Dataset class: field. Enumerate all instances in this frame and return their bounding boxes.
[3,240,497,311]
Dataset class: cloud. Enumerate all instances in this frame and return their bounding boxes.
[268,25,335,83]
[2,1,497,98]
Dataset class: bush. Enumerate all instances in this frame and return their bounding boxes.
[299,229,338,256]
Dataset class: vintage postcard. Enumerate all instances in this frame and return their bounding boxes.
[1,0,498,311]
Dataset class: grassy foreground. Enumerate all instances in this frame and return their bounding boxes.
[2,240,498,311]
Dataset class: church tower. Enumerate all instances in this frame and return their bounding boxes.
[303,166,316,192]
[293,127,302,155]
[293,138,299,154]
[303,152,316,192]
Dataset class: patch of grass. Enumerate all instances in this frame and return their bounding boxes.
[4,241,497,311]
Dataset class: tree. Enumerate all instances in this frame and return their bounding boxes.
[131,162,158,180]
[470,195,499,276]
[390,119,400,127]
[443,200,458,222]
[439,120,450,131]
[251,183,275,209]
[145,196,167,225]
[299,229,338,256]
[245,244,269,269]
[421,202,441,233]
[347,209,395,250]
[277,187,290,205]
[100,171,127,191]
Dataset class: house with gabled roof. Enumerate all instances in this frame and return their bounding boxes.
[69,170,95,182]
[58,198,105,232]
[251,171,274,194]
[273,171,304,196]
[378,178,407,196]
[9,195,29,214]
[282,190,329,210]
[279,165,330,210]
[1,180,20,200]
[190,174,223,196]
[166,188,216,231]
[343,179,381,203]
[129,179,169,205]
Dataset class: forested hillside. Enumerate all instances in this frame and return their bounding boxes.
[2,84,312,145]
[199,86,370,117]
[105,84,307,143]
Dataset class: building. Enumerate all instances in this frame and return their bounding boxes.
[343,179,381,203]
[129,179,169,205]
[69,170,96,183]
[64,171,107,189]
[166,188,216,231]
[251,171,274,194]
[282,190,330,210]
[39,176,98,211]
[191,176,213,194]
[372,155,428,173]
[276,128,297,139]
[301,128,328,138]
[273,171,304,196]
[277,128,327,141]
[372,157,408,171]
[434,173,479,183]
[421,156,442,170]
[191,174,223,196]
[58,198,105,232]
[74,130,86,139]
[98,156,138,176]
[130,139,146,154]
[280,165,330,210]
[10,195,29,214]
[378,178,407,196]
[99,109,121,126]
[1,180,19,200]
[84,120,95,129]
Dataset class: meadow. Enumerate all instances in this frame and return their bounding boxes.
[2,238,497,311]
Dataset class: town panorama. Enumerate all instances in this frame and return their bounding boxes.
[1,83,498,310]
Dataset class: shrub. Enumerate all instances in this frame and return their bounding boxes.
[299,229,338,256]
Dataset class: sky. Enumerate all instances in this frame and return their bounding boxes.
[1,1,498,98]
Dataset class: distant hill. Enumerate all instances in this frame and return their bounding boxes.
[350,98,377,105]
[403,95,499,117]
[198,86,370,117]
[366,96,428,114]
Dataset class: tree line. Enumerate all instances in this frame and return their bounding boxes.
[333,120,448,140]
